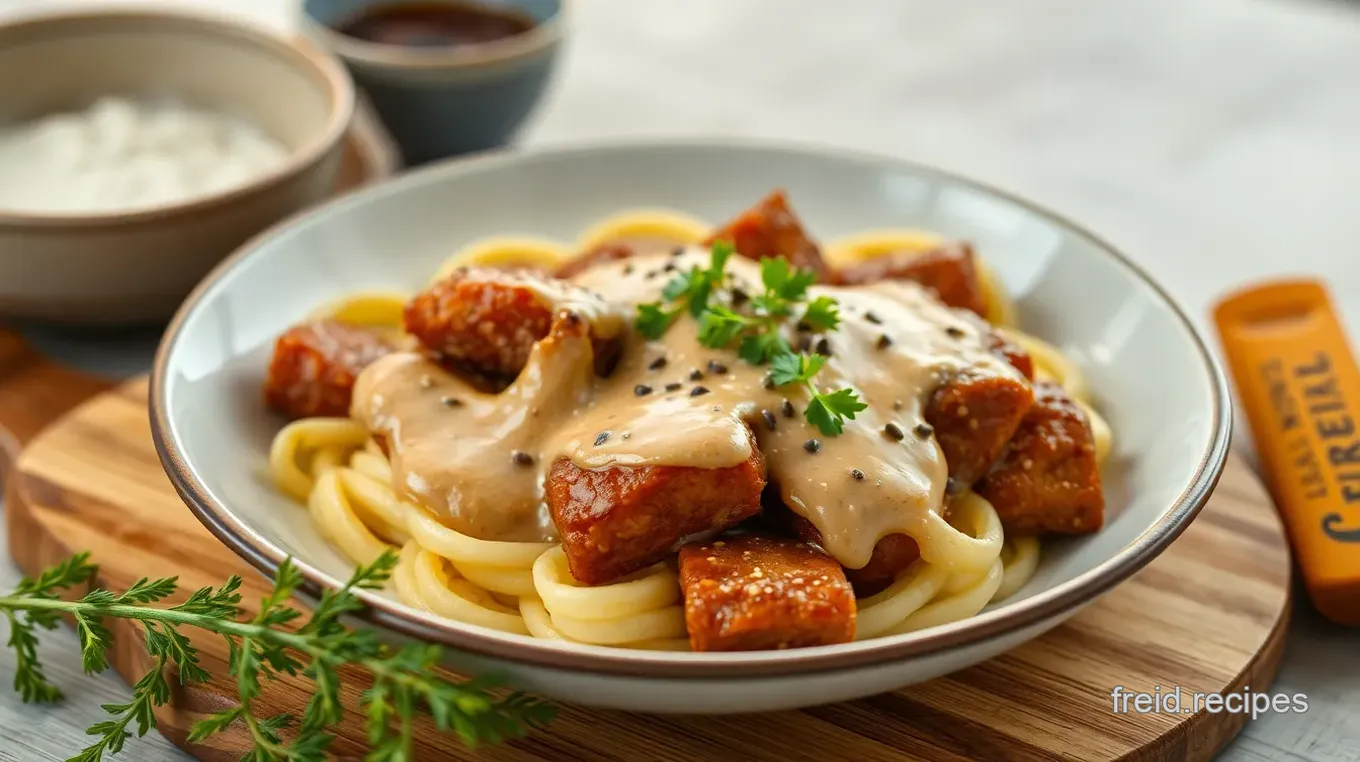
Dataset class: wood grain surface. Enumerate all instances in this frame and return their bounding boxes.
[0,341,1292,761]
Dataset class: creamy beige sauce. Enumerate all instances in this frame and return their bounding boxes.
[352,248,1020,566]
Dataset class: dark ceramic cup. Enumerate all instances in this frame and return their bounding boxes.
[300,0,563,166]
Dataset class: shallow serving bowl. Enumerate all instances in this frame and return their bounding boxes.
[152,140,1232,713]
[0,7,354,325]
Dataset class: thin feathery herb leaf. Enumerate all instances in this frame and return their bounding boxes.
[0,549,552,760]
[188,706,245,742]
[113,577,178,606]
[6,610,62,702]
[15,551,98,597]
[73,612,113,674]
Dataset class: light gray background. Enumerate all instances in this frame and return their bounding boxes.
[0,0,1357,760]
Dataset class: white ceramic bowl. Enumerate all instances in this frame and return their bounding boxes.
[151,140,1232,713]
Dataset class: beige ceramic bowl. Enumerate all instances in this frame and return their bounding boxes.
[0,8,355,325]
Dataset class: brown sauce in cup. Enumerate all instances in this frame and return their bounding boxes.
[335,1,536,48]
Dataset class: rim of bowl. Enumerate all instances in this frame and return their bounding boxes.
[298,0,567,71]
[0,6,355,229]
[151,137,1234,680]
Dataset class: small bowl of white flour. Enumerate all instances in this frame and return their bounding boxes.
[0,8,355,325]
[0,96,291,215]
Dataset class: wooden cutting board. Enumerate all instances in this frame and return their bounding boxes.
[0,333,1291,761]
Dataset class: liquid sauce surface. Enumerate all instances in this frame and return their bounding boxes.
[335,1,535,48]
[352,249,1020,567]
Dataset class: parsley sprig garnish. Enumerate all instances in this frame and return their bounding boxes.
[634,242,866,436]
[1,550,553,761]
[635,241,734,338]
[769,352,868,435]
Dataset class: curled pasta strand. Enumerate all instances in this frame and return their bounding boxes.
[403,504,549,598]
[914,491,1004,573]
[349,449,393,481]
[975,259,1016,327]
[334,468,409,545]
[395,543,529,634]
[823,228,945,265]
[520,597,570,641]
[1075,398,1114,463]
[269,418,369,501]
[531,548,686,645]
[407,506,553,568]
[888,558,1005,635]
[546,605,687,646]
[430,236,572,281]
[451,560,538,598]
[305,292,408,328]
[307,468,393,566]
[532,547,679,620]
[1000,328,1090,404]
[994,536,1041,602]
[575,209,712,250]
[855,560,951,640]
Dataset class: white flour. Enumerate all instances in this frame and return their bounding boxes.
[0,96,289,214]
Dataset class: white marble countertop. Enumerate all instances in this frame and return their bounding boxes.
[1,0,1359,760]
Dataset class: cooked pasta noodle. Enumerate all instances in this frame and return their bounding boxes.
[575,208,711,250]
[306,291,408,327]
[995,536,1041,602]
[266,207,1116,650]
[431,235,573,281]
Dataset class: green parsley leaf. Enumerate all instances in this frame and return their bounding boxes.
[800,295,841,332]
[687,278,714,317]
[760,257,816,302]
[769,351,824,387]
[697,307,752,348]
[709,240,734,277]
[805,388,868,435]
[660,269,695,302]
[738,331,791,365]
[768,351,865,435]
[635,303,680,339]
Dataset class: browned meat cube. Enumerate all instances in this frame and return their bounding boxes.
[404,267,620,377]
[978,382,1104,535]
[264,320,394,419]
[989,330,1034,380]
[704,190,831,281]
[786,512,922,596]
[555,243,636,279]
[545,430,767,585]
[678,534,855,651]
[835,243,988,317]
[925,370,1035,487]
[404,268,553,376]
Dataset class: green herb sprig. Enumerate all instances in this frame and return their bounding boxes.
[0,551,553,762]
[769,352,868,435]
[635,242,866,436]
[635,241,734,338]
